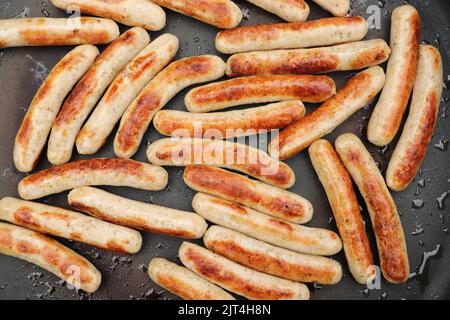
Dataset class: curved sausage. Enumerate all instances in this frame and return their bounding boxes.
[0,17,119,49]
[68,186,207,239]
[13,45,99,173]
[204,226,342,284]
[269,66,385,160]
[185,75,336,112]
[245,0,309,22]
[152,0,242,29]
[386,45,443,191]
[115,55,226,159]
[179,242,310,300]
[148,258,235,300]
[50,0,166,31]
[309,140,374,284]
[311,0,350,17]
[0,197,142,254]
[76,34,179,155]
[335,133,409,284]
[154,101,306,139]
[226,39,391,77]
[147,138,296,189]
[18,158,168,200]
[192,193,342,256]
[0,222,101,293]
[183,165,312,224]
[215,16,368,54]
[367,5,421,147]
[47,27,150,165]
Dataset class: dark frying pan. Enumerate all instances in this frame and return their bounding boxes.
[0,0,449,300]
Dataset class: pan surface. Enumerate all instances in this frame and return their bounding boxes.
[0,0,449,300]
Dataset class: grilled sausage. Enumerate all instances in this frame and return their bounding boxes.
[17,158,168,200]
[152,0,242,29]
[185,75,336,112]
[335,133,409,284]
[148,258,235,300]
[245,0,309,22]
[0,17,119,48]
[386,45,443,191]
[68,187,207,239]
[179,242,310,300]
[0,222,101,293]
[153,101,306,139]
[192,193,342,256]
[0,197,142,254]
[309,140,374,284]
[50,0,166,31]
[311,0,350,17]
[204,226,342,284]
[226,39,391,77]
[269,66,385,160]
[115,55,226,159]
[183,165,312,224]
[76,34,179,155]
[215,16,368,54]
[13,45,99,173]
[147,138,296,189]
[367,5,421,147]
[47,27,150,165]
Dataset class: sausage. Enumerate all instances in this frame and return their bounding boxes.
[152,0,242,29]
[185,75,336,113]
[76,34,179,155]
[68,186,207,239]
[47,27,150,165]
[147,138,296,189]
[0,222,101,292]
[115,55,226,159]
[386,45,443,191]
[13,45,99,173]
[215,16,368,54]
[0,197,142,254]
[367,5,421,147]
[311,0,350,17]
[179,242,310,300]
[309,140,374,284]
[204,226,342,284]
[226,39,391,77]
[50,0,166,31]
[335,133,409,284]
[0,17,119,49]
[245,0,309,22]
[17,158,168,200]
[269,66,385,160]
[192,193,342,256]
[148,258,235,300]
[183,165,313,224]
[153,101,306,139]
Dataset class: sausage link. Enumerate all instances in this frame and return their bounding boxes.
[245,0,309,22]
[311,0,350,17]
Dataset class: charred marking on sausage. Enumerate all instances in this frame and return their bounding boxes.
[16,240,39,254]
[268,218,294,232]
[349,46,388,69]
[13,206,41,228]
[16,116,33,149]
[154,273,212,300]
[106,241,129,254]
[211,197,248,215]
[0,228,13,248]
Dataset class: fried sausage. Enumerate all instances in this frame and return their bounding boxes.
[215,16,368,54]
[367,5,421,147]
[47,27,150,165]
[68,187,207,239]
[179,242,310,300]
[185,75,336,112]
[386,45,443,191]
[335,133,409,284]
[17,158,168,200]
[311,0,350,17]
[147,138,295,189]
[115,55,226,159]
[192,193,342,256]
[0,222,101,293]
[309,140,374,284]
[13,45,99,173]
[245,0,309,22]
[269,66,385,160]
[183,165,312,224]
[76,34,179,155]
